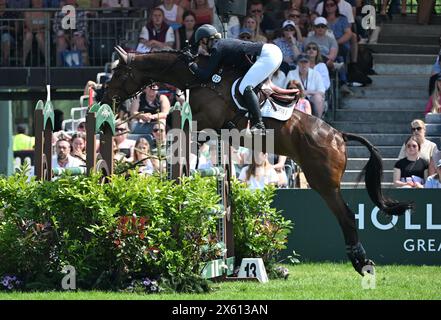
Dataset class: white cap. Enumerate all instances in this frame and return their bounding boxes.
[314,17,328,26]
[282,20,296,29]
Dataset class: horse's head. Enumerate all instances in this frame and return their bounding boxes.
[101,46,148,107]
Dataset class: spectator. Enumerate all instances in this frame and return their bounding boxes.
[380,0,407,19]
[316,0,355,24]
[101,0,130,8]
[283,0,306,11]
[284,8,306,38]
[424,159,441,189]
[425,73,441,115]
[397,119,438,163]
[23,0,48,66]
[114,120,136,159]
[52,139,84,169]
[0,0,17,66]
[133,137,155,174]
[273,20,302,70]
[238,151,279,190]
[130,83,171,134]
[71,132,86,163]
[53,0,88,66]
[136,7,175,53]
[429,147,441,176]
[304,0,321,12]
[428,36,441,95]
[248,0,276,39]
[284,53,326,118]
[322,0,352,63]
[175,10,197,50]
[191,0,212,26]
[305,41,331,91]
[159,0,184,30]
[287,80,313,115]
[13,124,35,151]
[393,136,428,189]
[176,0,191,11]
[149,121,167,173]
[272,155,288,187]
[237,28,252,41]
[242,15,267,43]
[304,17,338,69]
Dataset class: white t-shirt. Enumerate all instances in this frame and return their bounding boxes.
[284,67,326,95]
[239,166,279,190]
[316,0,355,24]
[137,26,175,53]
[313,62,330,91]
[158,4,179,23]
[52,154,84,169]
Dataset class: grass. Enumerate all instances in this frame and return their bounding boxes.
[1,263,441,300]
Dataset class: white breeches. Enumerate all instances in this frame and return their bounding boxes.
[239,43,283,94]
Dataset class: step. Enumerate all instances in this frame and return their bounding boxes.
[379,24,441,36]
[344,133,413,146]
[346,158,398,171]
[341,182,394,189]
[341,97,425,110]
[374,63,433,74]
[334,110,424,122]
[373,53,437,65]
[378,35,439,45]
[346,145,401,158]
[379,15,441,25]
[342,170,394,183]
[368,43,439,55]
[349,86,427,98]
[332,122,412,134]
[367,74,429,88]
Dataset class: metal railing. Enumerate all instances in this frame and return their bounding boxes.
[0,8,148,68]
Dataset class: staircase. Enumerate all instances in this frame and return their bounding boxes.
[330,15,441,188]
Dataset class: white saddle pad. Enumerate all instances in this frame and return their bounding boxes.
[231,78,295,121]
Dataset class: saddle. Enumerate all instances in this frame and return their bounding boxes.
[234,78,299,110]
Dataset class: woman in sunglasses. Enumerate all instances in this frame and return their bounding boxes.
[241,15,267,43]
[273,20,302,70]
[397,119,438,164]
[393,136,428,189]
[305,41,330,91]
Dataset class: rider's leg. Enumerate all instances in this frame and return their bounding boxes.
[243,85,265,131]
[239,43,283,132]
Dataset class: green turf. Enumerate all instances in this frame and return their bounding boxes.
[1,263,441,300]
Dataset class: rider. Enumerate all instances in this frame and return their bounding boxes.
[184,24,283,134]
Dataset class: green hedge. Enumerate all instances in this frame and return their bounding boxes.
[0,171,292,293]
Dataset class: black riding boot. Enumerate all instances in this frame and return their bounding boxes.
[243,86,266,134]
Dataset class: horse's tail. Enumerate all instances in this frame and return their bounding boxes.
[342,132,414,216]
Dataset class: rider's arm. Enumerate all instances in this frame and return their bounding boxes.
[189,47,222,82]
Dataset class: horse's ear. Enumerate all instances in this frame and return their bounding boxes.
[115,46,128,65]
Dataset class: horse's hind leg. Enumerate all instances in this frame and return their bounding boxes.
[320,188,375,276]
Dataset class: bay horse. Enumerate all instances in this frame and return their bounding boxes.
[101,47,413,275]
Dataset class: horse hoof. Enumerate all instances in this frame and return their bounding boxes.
[360,260,376,276]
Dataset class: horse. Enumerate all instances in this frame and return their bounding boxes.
[101,47,413,275]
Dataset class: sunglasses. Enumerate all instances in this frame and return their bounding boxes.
[325,3,336,7]
[116,127,126,132]
[306,46,317,50]
[284,27,295,31]
[153,128,164,133]
[411,127,423,132]
[289,14,300,18]
[315,24,327,29]
[251,9,262,13]
[406,144,418,149]
[240,35,252,39]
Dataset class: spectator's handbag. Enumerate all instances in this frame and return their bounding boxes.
[62,50,83,67]
[417,0,435,25]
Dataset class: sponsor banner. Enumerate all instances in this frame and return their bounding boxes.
[273,189,441,265]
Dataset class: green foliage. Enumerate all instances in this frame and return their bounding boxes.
[231,180,293,275]
[0,171,292,292]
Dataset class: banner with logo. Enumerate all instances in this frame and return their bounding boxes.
[274,189,441,265]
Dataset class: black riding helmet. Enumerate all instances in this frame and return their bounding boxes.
[194,24,221,44]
